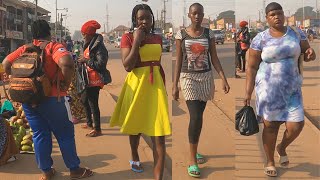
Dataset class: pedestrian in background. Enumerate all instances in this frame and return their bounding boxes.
[73,41,81,59]
[110,4,171,180]
[236,21,250,73]
[173,3,230,178]
[2,19,93,180]
[244,2,316,177]
[78,20,108,137]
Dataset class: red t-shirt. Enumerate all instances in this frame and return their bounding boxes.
[5,39,71,97]
[120,33,162,49]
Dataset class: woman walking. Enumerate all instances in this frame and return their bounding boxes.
[110,4,171,180]
[173,3,230,178]
[78,20,108,137]
[244,2,316,177]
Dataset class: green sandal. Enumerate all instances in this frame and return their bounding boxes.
[188,164,201,178]
[196,153,206,164]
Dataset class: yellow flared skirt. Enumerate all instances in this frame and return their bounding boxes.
[110,66,171,136]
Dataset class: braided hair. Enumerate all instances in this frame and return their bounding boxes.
[130,4,155,33]
[31,19,51,39]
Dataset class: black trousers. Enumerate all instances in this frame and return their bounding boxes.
[186,100,207,144]
[237,49,247,72]
[81,86,101,131]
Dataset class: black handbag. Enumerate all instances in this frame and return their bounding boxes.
[75,63,88,94]
[100,69,112,85]
[235,106,259,136]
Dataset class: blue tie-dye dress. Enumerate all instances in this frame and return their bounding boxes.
[250,26,307,122]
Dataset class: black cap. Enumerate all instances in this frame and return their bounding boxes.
[265,2,283,15]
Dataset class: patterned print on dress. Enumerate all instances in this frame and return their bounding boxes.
[185,39,209,71]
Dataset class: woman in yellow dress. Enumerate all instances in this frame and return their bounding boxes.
[110,4,171,180]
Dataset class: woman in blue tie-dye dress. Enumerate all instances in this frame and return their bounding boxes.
[244,2,316,177]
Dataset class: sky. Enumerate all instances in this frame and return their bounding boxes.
[172,0,318,27]
[30,0,172,35]
[29,0,318,34]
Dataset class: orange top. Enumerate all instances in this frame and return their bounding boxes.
[83,47,103,88]
[6,40,71,97]
[240,33,249,50]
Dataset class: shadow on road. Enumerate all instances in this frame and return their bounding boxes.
[92,162,155,180]
[172,100,186,116]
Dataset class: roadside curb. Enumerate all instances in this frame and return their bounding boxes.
[305,110,320,130]
[211,100,320,133]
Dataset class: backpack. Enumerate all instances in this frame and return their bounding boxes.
[8,42,54,105]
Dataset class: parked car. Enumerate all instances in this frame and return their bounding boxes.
[108,36,115,44]
[162,37,171,52]
[114,37,121,48]
[212,29,225,44]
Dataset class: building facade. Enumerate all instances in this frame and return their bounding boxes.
[0,0,50,53]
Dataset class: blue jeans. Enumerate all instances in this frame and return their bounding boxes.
[22,97,80,172]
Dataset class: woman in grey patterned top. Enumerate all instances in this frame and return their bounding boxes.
[172,2,230,178]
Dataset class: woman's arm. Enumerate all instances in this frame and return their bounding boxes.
[300,40,316,61]
[209,38,230,94]
[172,39,183,100]
[122,27,145,72]
[244,49,261,105]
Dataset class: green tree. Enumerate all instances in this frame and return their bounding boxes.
[216,10,235,20]
[293,6,317,19]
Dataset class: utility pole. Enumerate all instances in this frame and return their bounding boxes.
[35,0,38,20]
[262,0,266,16]
[55,0,57,41]
[302,0,305,28]
[316,0,318,20]
[61,14,67,38]
[183,0,186,27]
[106,2,109,33]
[157,10,159,28]
[163,0,167,33]
[258,10,261,22]
[55,0,68,42]
[59,13,62,40]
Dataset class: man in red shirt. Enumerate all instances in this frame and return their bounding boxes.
[2,20,93,180]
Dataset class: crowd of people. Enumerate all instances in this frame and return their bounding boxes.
[0,1,317,180]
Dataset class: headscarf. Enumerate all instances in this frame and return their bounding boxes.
[81,20,101,35]
[239,21,248,28]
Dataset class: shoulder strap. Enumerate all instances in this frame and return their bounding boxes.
[38,41,50,74]
[24,43,40,54]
